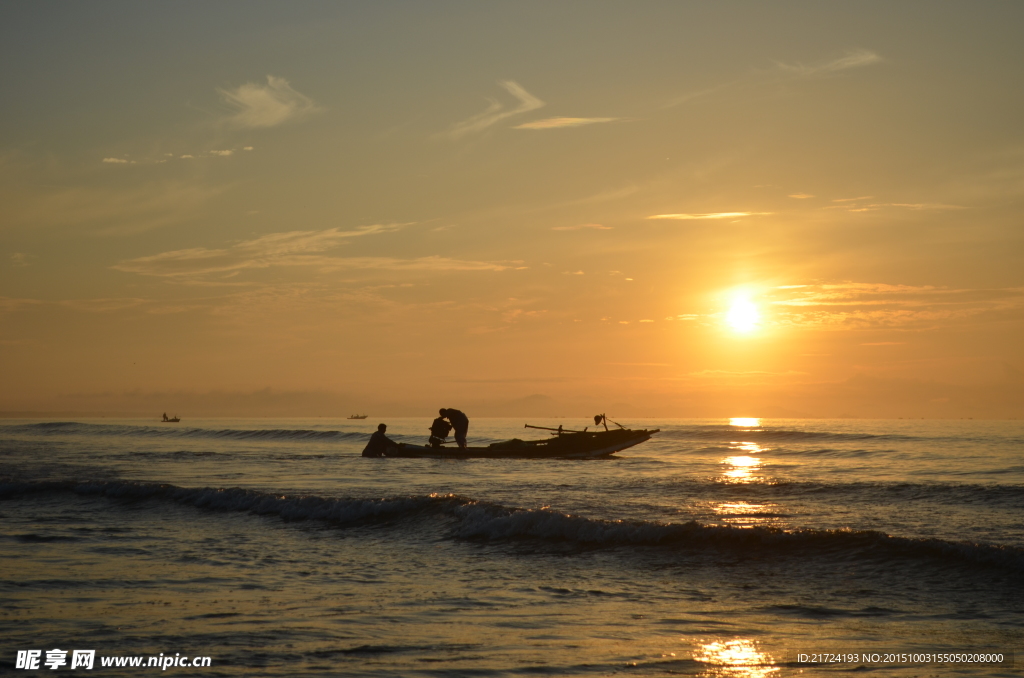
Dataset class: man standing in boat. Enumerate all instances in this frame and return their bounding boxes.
[440,408,469,449]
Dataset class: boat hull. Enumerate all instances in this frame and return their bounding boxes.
[383,428,657,459]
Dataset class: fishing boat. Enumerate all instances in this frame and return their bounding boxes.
[384,416,658,459]
[161,413,180,423]
[348,414,368,419]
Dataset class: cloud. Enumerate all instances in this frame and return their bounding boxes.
[664,49,882,110]
[825,201,966,213]
[10,253,33,267]
[776,49,883,77]
[0,295,147,314]
[788,193,814,199]
[647,212,772,220]
[1,180,225,235]
[312,256,514,272]
[551,223,612,231]
[210,150,233,156]
[59,298,148,313]
[607,362,670,366]
[219,75,319,129]
[102,157,131,164]
[514,117,617,130]
[447,81,544,138]
[113,225,401,277]
[767,282,1024,329]
[113,226,515,279]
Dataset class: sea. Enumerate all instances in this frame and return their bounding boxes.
[1,417,1022,676]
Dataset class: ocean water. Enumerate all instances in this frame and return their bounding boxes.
[1,417,1022,676]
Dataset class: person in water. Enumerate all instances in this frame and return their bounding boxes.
[428,416,453,448]
[440,408,469,449]
[362,423,398,457]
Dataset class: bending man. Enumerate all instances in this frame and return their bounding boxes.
[440,408,469,450]
[362,423,398,458]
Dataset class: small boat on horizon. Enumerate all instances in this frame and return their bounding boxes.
[348,414,368,419]
[161,413,180,423]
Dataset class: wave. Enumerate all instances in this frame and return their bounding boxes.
[657,427,917,442]
[0,421,367,442]
[2,479,1021,573]
[647,477,1024,508]
[690,445,891,457]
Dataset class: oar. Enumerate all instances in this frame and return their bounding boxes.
[524,424,588,433]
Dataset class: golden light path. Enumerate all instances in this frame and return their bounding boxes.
[721,442,766,482]
[712,437,780,527]
[693,639,780,677]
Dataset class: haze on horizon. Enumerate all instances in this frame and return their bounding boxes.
[1,1,1022,419]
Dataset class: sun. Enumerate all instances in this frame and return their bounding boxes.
[726,297,760,333]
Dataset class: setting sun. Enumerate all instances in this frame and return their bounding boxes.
[726,297,760,333]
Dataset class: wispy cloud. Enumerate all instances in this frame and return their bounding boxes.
[219,75,319,129]
[10,253,34,267]
[447,81,544,138]
[825,201,965,213]
[2,180,225,235]
[0,295,147,314]
[514,117,617,130]
[102,157,132,164]
[647,212,771,220]
[776,49,883,77]
[551,223,612,231]
[768,282,1024,329]
[789,193,814,199]
[113,226,515,280]
[664,49,882,109]
[113,225,403,277]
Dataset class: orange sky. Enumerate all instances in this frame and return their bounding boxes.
[2,2,1022,417]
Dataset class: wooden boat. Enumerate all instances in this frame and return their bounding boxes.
[348,414,368,419]
[384,423,658,459]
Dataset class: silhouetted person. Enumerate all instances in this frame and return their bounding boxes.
[362,423,398,458]
[440,408,469,449]
[428,416,453,448]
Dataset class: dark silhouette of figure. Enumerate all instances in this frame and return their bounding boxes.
[362,423,397,457]
[440,408,469,449]
[428,416,453,448]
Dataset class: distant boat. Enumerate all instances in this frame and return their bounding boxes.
[348,414,368,420]
[161,413,180,423]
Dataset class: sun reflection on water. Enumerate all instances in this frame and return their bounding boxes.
[693,639,779,677]
[729,417,760,427]
[721,442,766,483]
[711,501,777,528]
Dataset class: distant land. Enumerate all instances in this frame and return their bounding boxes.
[3,374,1023,419]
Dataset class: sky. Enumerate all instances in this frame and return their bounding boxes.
[1,1,1023,418]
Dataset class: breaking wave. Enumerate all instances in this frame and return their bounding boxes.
[2,479,1021,573]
